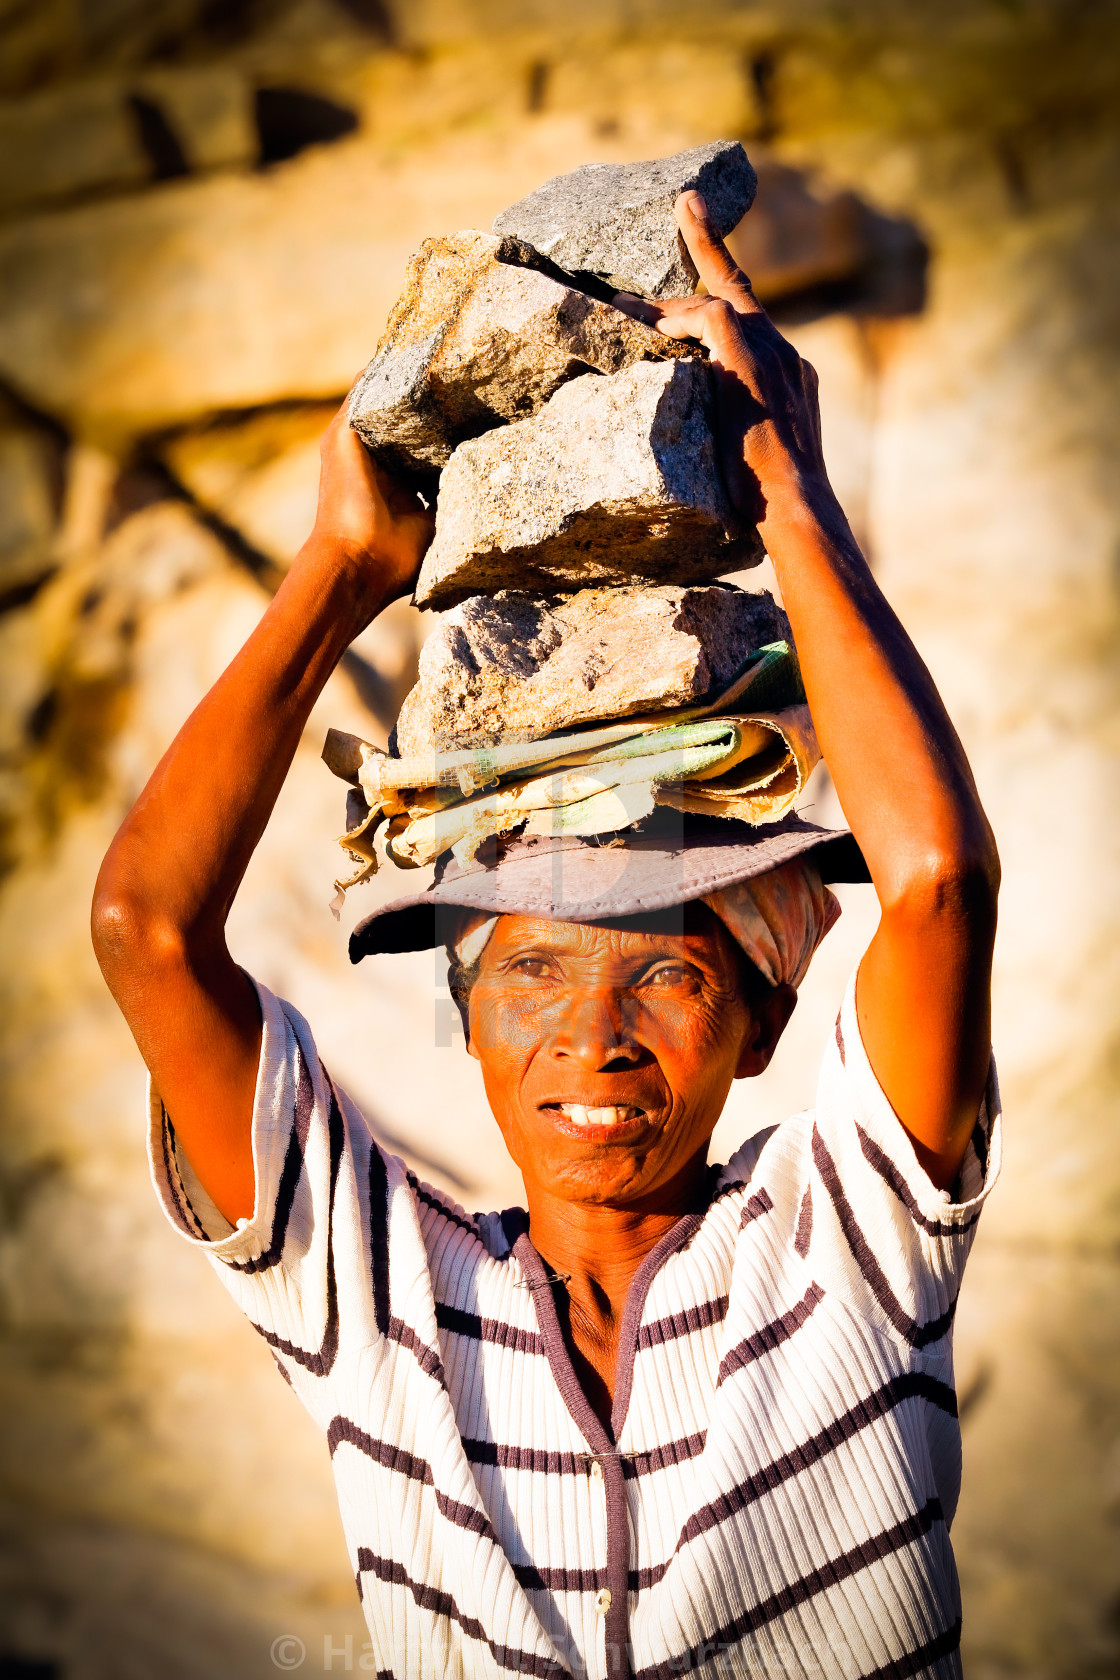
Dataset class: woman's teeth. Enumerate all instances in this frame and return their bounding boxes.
[555,1103,642,1127]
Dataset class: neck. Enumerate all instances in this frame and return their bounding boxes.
[523,1152,710,1317]
[518,1152,712,1432]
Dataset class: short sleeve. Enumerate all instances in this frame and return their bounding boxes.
[147,978,387,1383]
[779,965,1002,1353]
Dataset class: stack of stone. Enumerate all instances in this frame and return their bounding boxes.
[324,142,819,891]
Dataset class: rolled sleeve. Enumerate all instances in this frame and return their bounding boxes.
[799,966,1001,1351]
[147,980,301,1261]
[147,978,384,1383]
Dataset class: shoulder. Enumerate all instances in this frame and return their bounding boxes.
[401,1169,518,1262]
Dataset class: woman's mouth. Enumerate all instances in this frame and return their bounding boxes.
[544,1102,648,1128]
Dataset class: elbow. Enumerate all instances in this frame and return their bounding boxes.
[91,874,189,992]
[878,824,1001,937]
[91,884,142,973]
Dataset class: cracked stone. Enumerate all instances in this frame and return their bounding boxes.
[394,583,789,753]
[491,139,757,299]
[347,230,690,489]
[412,358,761,610]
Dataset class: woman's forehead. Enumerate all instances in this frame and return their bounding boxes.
[488,908,728,956]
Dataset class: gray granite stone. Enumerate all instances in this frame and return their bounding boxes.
[491,140,757,299]
[395,583,788,752]
[347,230,689,488]
[413,358,761,609]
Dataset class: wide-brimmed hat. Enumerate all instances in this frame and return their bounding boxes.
[349,809,867,960]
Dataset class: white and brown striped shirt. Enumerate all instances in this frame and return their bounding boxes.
[149,968,1000,1680]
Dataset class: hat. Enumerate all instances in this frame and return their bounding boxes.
[349,809,867,961]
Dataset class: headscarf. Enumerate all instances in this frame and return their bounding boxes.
[701,857,841,989]
[446,855,840,990]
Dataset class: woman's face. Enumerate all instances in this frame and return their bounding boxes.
[466,909,795,1211]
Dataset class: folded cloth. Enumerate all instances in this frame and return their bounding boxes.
[445,853,840,989]
[383,708,817,871]
[325,642,816,898]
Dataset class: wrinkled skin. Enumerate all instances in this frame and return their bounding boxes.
[469,910,793,1210]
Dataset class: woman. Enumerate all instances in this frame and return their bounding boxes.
[92,195,1000,1678]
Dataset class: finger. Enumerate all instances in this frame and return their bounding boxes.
[675,193,764,315]
[614,289,721,349]
[324,401,365,454]
[612,291,662,325]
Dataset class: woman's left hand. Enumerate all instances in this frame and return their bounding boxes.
[619,192,1000,1192]
[614,193,835,539]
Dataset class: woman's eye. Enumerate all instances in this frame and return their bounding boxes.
[645,965,692,987]
[510,957,554,979]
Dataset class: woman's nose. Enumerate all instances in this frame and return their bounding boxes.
[548,989,642,1069]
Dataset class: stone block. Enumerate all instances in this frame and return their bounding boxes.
[394,583,789,753]
[0,80,150,219]
[134,66,257,174]
[413,358,761,609]
[347,230,688,487]
[492,140,756,299]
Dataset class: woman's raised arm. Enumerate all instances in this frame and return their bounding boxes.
[617,193,999,1188]
[91,407,433,1224]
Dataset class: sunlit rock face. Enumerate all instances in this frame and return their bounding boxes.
[0,4,1118,1677]
[491,138,757,296]
[394,583,788,752]
[348,228,688,488]
[415,358,759,606]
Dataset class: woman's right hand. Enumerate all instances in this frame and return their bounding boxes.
[312,399,436,608]
[92,392,436,1228]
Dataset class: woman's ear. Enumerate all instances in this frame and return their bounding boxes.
[734,982,797,1079]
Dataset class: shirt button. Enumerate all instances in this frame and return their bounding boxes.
[596,1588,612,1615]
[590,1459,604,1482]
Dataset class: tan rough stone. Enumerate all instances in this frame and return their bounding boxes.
[0,134,504,439]
[2,11,1120,1678]
[0,80,149,217]
[348,230,689,487]
[157,408,424,725]
[413,358,760,609]
[138,66,256,174]
[728,164,872,301]
[394,583,789,752]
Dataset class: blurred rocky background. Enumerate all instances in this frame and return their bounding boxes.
[0,1,1118,1675]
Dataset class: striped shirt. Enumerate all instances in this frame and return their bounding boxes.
[148,967,1000,1680]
